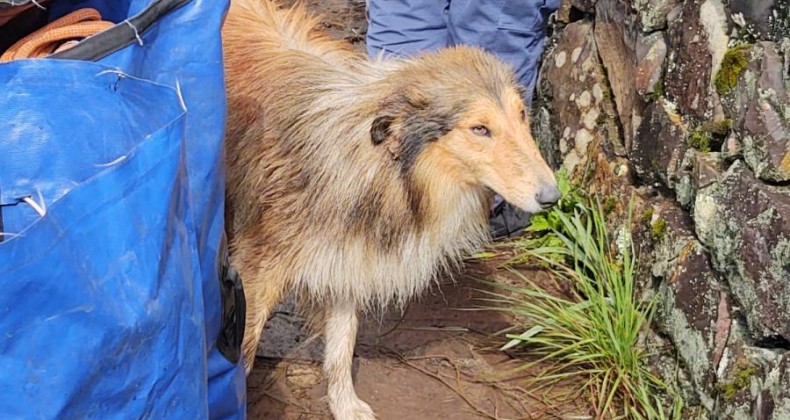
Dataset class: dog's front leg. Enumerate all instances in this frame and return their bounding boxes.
[324,301,376,420]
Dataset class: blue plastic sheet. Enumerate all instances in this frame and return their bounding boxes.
[0,1,246,418]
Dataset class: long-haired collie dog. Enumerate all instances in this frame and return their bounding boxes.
[222,1,560,418]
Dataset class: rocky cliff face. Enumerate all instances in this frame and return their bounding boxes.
[535,0,790,417]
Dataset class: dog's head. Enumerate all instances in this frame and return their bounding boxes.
[370,46,560,214]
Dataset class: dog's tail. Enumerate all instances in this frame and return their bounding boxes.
[225,0,355,60]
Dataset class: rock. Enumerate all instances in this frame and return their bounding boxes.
[594,0,646,149]
[723,133,744,161]
[257,296,324,362]
[534,106,562,169]
[633,0,682,32]
[635,31,669,96]
[632,100,688,187]
[538,19,623,174]
[761,354,790,418]
[694,160,790,342]
[693,152,724,191]
[719,42,790,182]
[651,203,723,410]
[567,0,597,14]
[716,335,790,419]
[643,328,705,412]
[665,0,721,120]
[729,0,790,41]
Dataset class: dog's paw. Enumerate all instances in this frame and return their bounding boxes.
[331,397,376,420]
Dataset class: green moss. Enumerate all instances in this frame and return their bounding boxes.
[714,45,752,96]
[651,219,667,240]
[644,73,666,102]
[701,119,733,136]
[688,119,732,152]
[718,362,758,401]
[688,129,712,152]
[642,207,654,225]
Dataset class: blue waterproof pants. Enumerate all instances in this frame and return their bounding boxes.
[366,0,560,104]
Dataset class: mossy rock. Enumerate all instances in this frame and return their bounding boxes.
[718,361,759,402]
[689,130,713,153]
[714,44,752,96]
[651,218,668,240]
[687,119,732,153]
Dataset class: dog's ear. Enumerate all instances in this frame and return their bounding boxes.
[370,92,455,151]
[370,115,394,146]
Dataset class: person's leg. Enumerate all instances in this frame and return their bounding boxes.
[365,0,451,58]
[447,0,559,105]
[448,0,560,239]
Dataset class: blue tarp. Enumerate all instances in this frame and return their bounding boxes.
[0,1,246,418]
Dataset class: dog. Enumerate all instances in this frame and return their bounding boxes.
[222,1,560,418]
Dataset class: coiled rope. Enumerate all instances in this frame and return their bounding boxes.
[1,8,114,62]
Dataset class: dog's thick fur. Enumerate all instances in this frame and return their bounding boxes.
[222,1,558,418]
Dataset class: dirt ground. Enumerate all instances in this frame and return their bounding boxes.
[246,2,587,419]
[248,261,586,420]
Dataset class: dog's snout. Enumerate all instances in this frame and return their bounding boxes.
[536,185,561,209]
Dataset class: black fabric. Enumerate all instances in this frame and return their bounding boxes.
[50,0,189,61]
[0,4,48,53]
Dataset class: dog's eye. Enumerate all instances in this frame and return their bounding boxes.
[470,125,491,137]
[520,109,527,121]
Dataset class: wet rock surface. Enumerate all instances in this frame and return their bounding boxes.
[720,42,790,181]
[650,202,722,410]
[541,0,790,417]
[729,0,790,41]
[594,0,645,149]
[695,161,790,342]
[632,100,687,186]
[538,19,622,174]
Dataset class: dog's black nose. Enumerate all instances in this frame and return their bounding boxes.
[536,185,561,209]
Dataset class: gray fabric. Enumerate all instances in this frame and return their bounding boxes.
[365,0,560,104]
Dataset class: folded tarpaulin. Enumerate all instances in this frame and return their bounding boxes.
[0,1,246,418]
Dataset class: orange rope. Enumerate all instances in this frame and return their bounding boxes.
[1,8,114,62]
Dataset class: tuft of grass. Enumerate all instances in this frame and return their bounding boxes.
[714,44,752,96]
[482,198,682,419]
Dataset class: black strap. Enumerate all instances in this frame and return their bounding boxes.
[50,0,190,62]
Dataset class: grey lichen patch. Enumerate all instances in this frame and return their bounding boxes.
[554,50,567,68]
[676,174,695,209]
[582,107,600,130]
[592,83,604,103]
[768,239,790,289]
[571,46,582,64]
[651,234,718,411]
[574,128,593,155]
[575,90,592,109]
